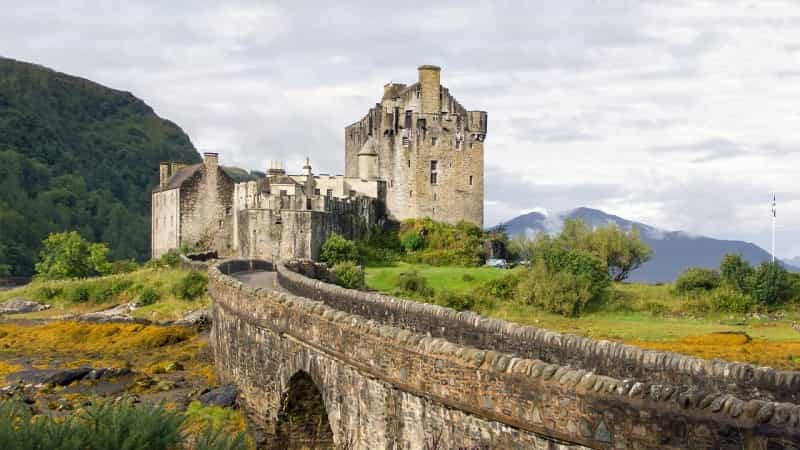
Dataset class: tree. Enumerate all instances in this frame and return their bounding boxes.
[720,253,753,292]
[34,231,111,279]
[320,233,359,266]
[750,262,793,306]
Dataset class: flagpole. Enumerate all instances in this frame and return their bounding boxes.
[772,194,776,264]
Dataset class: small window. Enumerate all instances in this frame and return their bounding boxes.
[430,160,438,185]
[349,190,356,197]
[280,190,287,196]
[410,190,413,198]
[431,137,437,145]
[326,189,333,197]
[469,175,473,186]
[219,220,224,229]
[407,159,411,168]
[225,206,232,216]
[432,207,436,215]
[314,188,320,195]
[390,180,394,187]
[433,193,437,201]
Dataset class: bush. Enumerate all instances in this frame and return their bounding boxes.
[435,290,478,311]
[36,285,63,300]
[111,260,139,274]
[320,233,359,266]
[720,253,754,292]
[750,262,793,306]
[34,231,112,279]
[138,287,161,306]
[396,270,434,297]
[357,226,404,265]
[479,272,521,300]
[147,249,181,269]
[709,287,755,313]
[537,245,610,300]
[87,279,133,303]
[332,261,362,289]
[173,271,207,300]
[66,284,91,303]
[461,273,475,282]
[674,268,721,293]
[400,231,425,252]
[516,261,600,317]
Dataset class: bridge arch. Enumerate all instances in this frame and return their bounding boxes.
[275,370,334,448]
[209,259,800,449]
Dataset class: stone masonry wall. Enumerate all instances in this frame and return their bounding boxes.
[279,260,800,404]
[210,259,800,449]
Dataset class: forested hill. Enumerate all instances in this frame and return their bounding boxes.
[0,56,201,276]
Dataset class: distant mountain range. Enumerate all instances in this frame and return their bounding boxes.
[501,207,798,283]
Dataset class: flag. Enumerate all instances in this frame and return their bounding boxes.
[772,194,777,218]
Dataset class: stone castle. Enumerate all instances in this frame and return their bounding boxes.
[151,65,486,260]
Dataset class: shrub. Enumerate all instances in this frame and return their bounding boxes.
[357,226,404,265]
[332,261,362,289]
[479,272,521,300]
[674,268,721,293]
[435,290,477,311]
[173,271,207,300]
[516,261,600,317]
[400,231,425,252]
[396,270,434,297]
[34,231,112,279]
[708,287,755,313]
[750,262,793,306]
[138,287,161,306]
[66,284,91,303]
[537,245,610,300]
[111,260,139,274]
[36,285,63,300]
[147,249,181,269]
[461,273,475,282]
[320,233,359,266]
[720,253,754,292]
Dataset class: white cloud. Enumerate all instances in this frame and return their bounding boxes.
[2,0,800,256]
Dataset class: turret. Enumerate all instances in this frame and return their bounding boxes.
[159,161,169,189]
[418,65,441,114]
[203,152,219,171]
[358,143,378,180]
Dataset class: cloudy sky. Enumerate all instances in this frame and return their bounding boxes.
[3,1,800,256]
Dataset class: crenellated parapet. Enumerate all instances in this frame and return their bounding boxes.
[209,259,800,449]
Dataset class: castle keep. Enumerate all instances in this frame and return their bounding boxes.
[346,65,486,227]
[152,65,485,260]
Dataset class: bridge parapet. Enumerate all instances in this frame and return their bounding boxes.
[209,258,800,449]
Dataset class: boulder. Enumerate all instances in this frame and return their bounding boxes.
[77,303,148,324]
[199,384,238,408]
[0,298,50,314]
[6,366,132,386]
[174,308,212,330]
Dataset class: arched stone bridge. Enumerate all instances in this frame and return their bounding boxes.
[209,259,800,449]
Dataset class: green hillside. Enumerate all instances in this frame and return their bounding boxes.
[0,57,201,276]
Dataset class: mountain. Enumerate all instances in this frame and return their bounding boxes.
[502,207,796,283]
[788,257,800,268]
[0,56,201,276]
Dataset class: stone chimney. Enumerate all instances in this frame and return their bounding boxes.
[267,160,286,176]
[302,157,312,176]
[418,64,441,114]
[203,152,219,171]
[159,162,170,189]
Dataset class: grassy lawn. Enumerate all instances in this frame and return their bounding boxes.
[365,263,800,369]
[0,268,209,322]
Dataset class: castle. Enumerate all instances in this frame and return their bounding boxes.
[152,65,486,260]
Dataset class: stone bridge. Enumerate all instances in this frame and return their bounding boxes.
[209,259,800,449]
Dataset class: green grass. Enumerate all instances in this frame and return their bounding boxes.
[0,268,209,322]
[365,262,511,294]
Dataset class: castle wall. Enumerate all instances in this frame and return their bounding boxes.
[151,188,180,258]
[179,154,235,255]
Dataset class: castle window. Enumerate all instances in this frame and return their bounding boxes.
[326,189,333,197]
[225,206,232,216]
[280,190,287,196]
[410,190,413,198]
[433,193,437,201]
[431,137,437,146]
[430,160,438,185]
[469,175,473,186]
[407,160,411,168]
[349,190,356,197]
[314,189,320,195]
[432,207,436,215]
[390,180,394,187]
[219,220,224,230]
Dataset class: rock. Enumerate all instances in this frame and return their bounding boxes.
[86,367,132,380]
[199,384,239,408]
[0,298,50,314]
[165,362,184,372]
[174,308,212,330]
[77,303,148,324]
[7,367,92,386]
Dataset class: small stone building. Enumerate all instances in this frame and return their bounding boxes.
[152,154,384,261]
[151,64,486,261]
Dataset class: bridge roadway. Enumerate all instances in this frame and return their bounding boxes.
[210,259,800,449]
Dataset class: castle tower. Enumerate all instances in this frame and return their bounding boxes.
[344,65,486,228]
